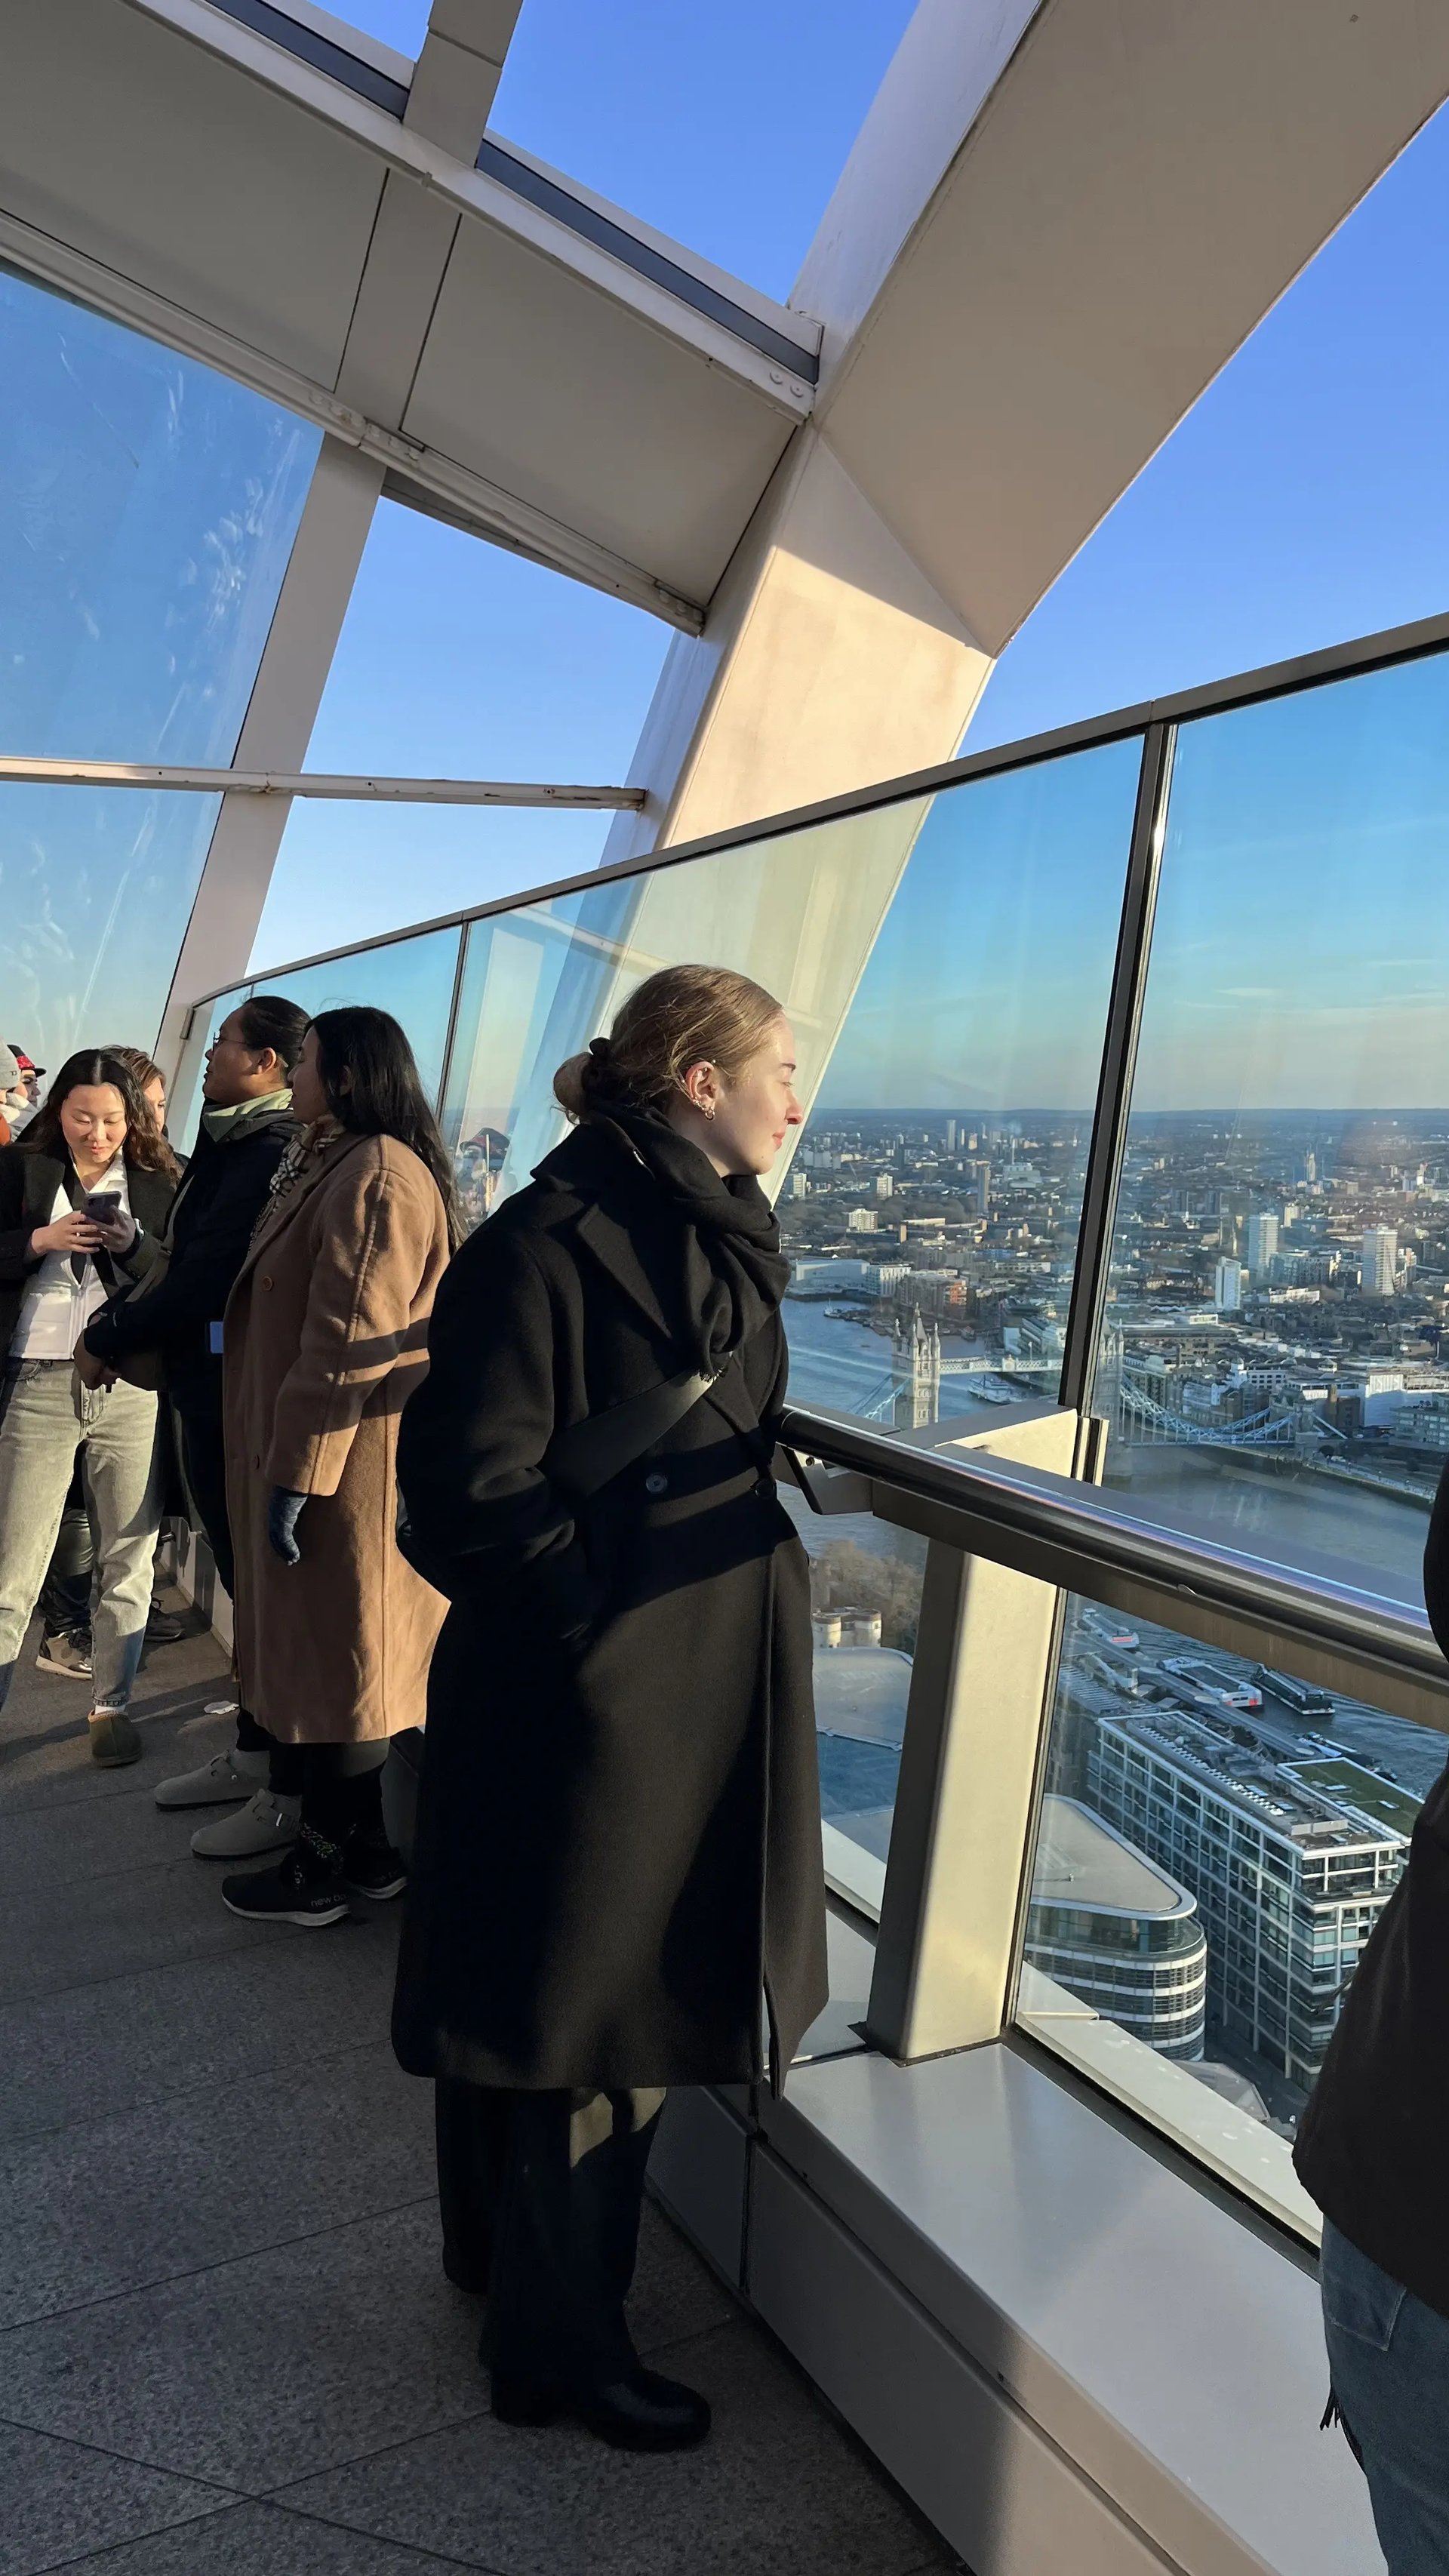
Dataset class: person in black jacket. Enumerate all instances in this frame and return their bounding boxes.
[79,996,308,1827]
[0,1051,177,1764]
[392,963,828,2453]
[1294,1469,1449,2571]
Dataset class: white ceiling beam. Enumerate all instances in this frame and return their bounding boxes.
[0,758,645,808]
[115,0,814,419]
[0,201,706,631]
[404,0,523,162]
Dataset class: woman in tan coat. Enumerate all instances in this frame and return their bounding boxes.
[217,1005,456,1928]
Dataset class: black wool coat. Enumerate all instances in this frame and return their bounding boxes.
[391,1120,829,2096]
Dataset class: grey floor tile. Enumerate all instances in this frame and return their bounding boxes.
[0,2423,223,2576]
[0,1777,229,1894]
[0,1851,291,2010]
[0,2200,488,2493]
[1,1921,401,2143]
[0,2040,434,2328]
[48,2499,481,2574]
[272,2315,951,2576]
[0,1648,235,1819]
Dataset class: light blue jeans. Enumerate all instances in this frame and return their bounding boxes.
[0,1360,162,1713]
[1321,2218,1449,2574]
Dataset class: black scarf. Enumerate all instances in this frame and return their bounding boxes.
[558,1097,790,1374]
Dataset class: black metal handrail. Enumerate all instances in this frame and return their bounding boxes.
[780,1400,1449,1734]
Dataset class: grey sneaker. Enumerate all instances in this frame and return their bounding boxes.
[191,1789,302,1860]
[154,1747,269,1810]
[35,1629,93,1679]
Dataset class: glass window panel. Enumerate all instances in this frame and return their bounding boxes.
[248,799,613,972]
[303,496,669,789]
[2,783,222,1081]
[780,740,1142,1434]
[1019,1593,1440,2236]
[1095,649,1449,1605]
[0,265,318,1061]
[0,266,318,763]
[251,926,462,1108]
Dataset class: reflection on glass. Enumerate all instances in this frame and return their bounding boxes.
[0,264,318,1060]
[1023,1597,1435,2151]
[778,1484,924,1907]
[434,800,937,1226]
[1097,650,1449,1604]
[779,742,1141,1430]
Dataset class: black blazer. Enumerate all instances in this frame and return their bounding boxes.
[83,1104,295,1414]
[0,1144,176,1362]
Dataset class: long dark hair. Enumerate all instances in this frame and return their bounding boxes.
[309,1008,461,1247]
[23,1050,180,1177]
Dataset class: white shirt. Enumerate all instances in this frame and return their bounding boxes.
[10,1159,132,1361]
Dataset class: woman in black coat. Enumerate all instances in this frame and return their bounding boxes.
[393,962,828,2451]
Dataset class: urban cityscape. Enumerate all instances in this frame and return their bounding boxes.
[786,1102,1449,2122]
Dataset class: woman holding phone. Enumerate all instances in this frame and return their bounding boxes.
[0,1050,178,1763]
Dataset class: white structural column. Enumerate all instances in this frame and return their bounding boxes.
[608,0,1449,857]
[156,435,385,1081]
[155,0,527,1079]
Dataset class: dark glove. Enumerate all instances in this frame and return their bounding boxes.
[267,1487,307,1567]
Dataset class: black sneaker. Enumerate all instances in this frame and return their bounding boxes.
[221,1824,349,1927]
[36,1628,93,1678]
[145,1603,186,1646]
[342,1826,408,1900]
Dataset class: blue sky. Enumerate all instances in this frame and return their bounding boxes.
[248,6,1449,972]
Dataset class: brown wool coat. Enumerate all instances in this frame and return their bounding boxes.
[223,1130,450,1743]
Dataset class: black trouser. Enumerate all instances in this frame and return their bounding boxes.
[174,1396,270,1757]
[435,2081,666,2393]
[267,1739,388,1842]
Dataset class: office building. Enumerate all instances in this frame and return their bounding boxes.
[1244,1212,1278,1276]
[1362,1224,1398,1294]
[1088,1707,1408,2091]
[1026,1797,1208,2059]
[1214,1257,1243,1313]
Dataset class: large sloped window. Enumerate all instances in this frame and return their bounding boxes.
[0,266,318,1065]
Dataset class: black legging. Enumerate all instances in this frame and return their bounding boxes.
[267,1740,389,1845]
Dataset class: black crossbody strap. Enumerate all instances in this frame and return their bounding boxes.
[544,1359,728,1502]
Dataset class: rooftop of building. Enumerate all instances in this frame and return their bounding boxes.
[1097,1700,1410,1852]
[1031,1793,1199,1922]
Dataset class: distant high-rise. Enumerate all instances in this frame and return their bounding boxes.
[875,1172,894,1199]
[790,1168,811,1199]
[945,1118,957,1153]
[1362,1226,1398,1295]
[1215,1257,1242,1313]
[1244,1212,1278,1276]
[848,1206,878,1233]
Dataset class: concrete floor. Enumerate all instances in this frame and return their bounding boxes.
[1,1601,957,2576]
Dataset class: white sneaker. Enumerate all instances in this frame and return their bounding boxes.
[192,1790,303,1860]
[155,1747,269,1811]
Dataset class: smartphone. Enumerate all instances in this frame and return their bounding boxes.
[82,1193,122,1223]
